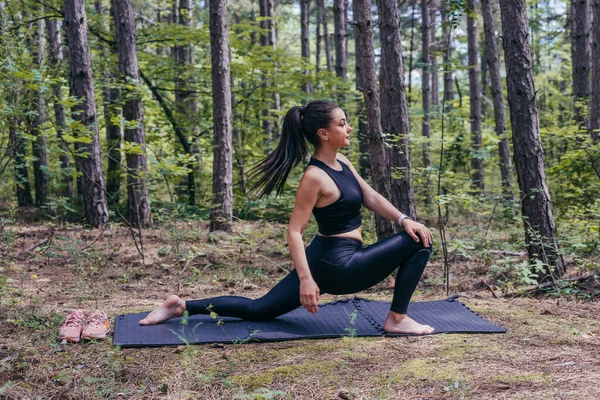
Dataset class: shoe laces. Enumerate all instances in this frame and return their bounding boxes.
[63,311,83,327]
[86,311,106,328]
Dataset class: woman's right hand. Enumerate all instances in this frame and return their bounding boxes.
[300,278,320,314]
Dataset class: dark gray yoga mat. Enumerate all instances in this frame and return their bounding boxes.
[113,296,505,348]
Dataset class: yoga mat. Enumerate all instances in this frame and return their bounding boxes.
[113,296,506,348]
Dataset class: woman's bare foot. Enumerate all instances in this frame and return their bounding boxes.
[139,295,186,325]
[383,312,435,335]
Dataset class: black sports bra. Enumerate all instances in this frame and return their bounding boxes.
[308,157,363,236]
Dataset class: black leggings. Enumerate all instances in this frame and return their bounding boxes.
[186,231,432,320]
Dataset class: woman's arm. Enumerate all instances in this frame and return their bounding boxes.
[337,153,433,247]
[287,169,322,314]
[337,153,402,220]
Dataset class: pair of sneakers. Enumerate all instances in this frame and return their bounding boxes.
[58,309,110,343]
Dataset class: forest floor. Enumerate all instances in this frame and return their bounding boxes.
[1,215,599,399]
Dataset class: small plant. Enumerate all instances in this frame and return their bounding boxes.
[490,257,539,290]
[343,307,358,338]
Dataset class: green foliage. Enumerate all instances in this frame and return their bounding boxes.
[0,0,597,290]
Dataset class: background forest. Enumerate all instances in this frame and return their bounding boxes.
[1,0,599,398]
[1,0,599,275]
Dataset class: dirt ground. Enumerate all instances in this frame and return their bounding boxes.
[1,220,599,399]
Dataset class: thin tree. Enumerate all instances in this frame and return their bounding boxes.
[316,0,322,71]
[10,120,33,207]
[113,0,153,227]
[352,0,370,178]
[95,0,122,203]
[571,0,591,131]
[321,0,333,71]
[64,0,109,228]
[46,16,74,199]
[209,0,233,232]
[378,0,417,218]
[430,0,440,108]
[355,0,394,239]
[259,0,278,139]
[467,0,484,191]
[334,0,348,80]
[27,16,49,207]
[301,0,312,92]
[421,0,432,169]
[481,0,513,202]
[441,3,453,109]
[175,0,198,205]
[4,9,32,206]
[499,0,565,279]
[407,1,417,102]
[590,0,600,143]
[480,48,488,117]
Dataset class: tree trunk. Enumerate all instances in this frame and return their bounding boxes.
[467,0,484,191]
[10,119,33,207]
[430,0,440,108]
[441,5,453,109]
[421,0,432,169]
[0,2,5,31]
[481,48,488,117]
[259,0,276,47]
[571,0,591,130]
[113,0,153,227]
[46,17,74,199]
[408,1,416,102]
[352,0,370,179]
[334,0,347,80]
[301,0,312,92]
[482,0,514,202]
[5,10,32,206]
[64,0,109,228]
[95,0,122,205]
[322,0,333,71]
[355,0,394,239]
[259,0,276,139]
[28,17,49,207]
[378,0,417,218]
[499,0,565,279]
[175,0,198,205]
[316,0,322,71]
[209,0,233,232]
[592,0,600,142]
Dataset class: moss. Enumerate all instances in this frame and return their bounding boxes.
[268,341,352,359]
[492,373,547,385]
[229,360,341,390]
[382,358,467,387]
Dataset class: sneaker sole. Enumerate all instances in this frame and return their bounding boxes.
[59,336,81,343]
[81,333,109,340]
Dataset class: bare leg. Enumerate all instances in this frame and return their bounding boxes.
[383,311,435,334]
[139,295,186,325]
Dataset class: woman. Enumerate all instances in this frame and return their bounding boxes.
[140,100,434,334]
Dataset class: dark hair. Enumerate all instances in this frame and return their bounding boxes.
[248,100,340,198]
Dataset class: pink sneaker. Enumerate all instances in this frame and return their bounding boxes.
[81,310,110,340]
[58,310,85,343]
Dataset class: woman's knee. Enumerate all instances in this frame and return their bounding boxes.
[415,231,433,253]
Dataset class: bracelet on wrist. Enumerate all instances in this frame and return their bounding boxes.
[398,215,411,227]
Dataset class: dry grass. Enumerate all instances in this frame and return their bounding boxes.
[1,219,599,399]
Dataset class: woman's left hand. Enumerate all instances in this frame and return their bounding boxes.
[402,219,433,248]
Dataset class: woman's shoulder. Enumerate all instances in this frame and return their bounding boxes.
[302,164,328,183]
[336,153,355,168]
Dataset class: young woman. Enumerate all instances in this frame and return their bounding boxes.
[140,100,434,334]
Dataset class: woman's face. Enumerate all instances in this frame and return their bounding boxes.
[320,108,353,148]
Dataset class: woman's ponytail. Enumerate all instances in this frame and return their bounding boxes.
[248,106,307,198]
[248,100,339,198]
